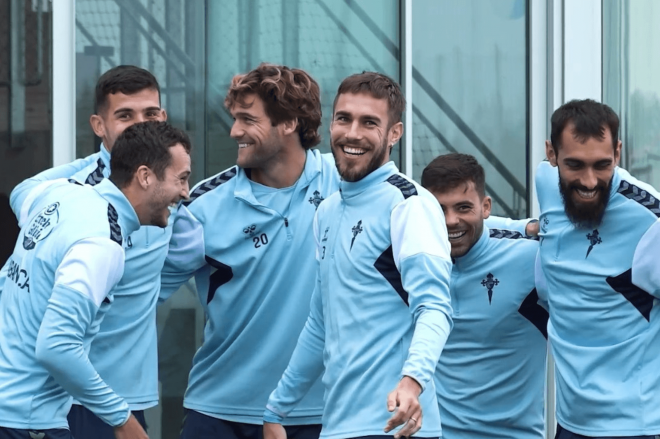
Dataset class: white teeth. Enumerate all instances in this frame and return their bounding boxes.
[576,189,597,199]
[238,143,252,148]
[343,146,366,156]
[448,231,466,239]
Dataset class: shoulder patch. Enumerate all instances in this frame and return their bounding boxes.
[85,159,106,186]
[184,167,238,207]
[107,204,123,245]
[386,174,418,199]
[618,180,660,218]
[490,228,538,241]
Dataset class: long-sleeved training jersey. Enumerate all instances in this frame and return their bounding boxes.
[536,161,660,436]
[160,149,340,424]
[436,225,547,439]
[9,144,170,409]
[266,161,453,439]
[0,178,139,429]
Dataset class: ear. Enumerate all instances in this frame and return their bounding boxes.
[161,108,168,121]
[614,139,622,166]
[388,122,403,147]
[545,140,558,166]
[481,195,492,219]
[135,165,152,190]
[90,114,106,139]
[281,118,298,137]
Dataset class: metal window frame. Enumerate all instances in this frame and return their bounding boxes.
[52,0,76,165]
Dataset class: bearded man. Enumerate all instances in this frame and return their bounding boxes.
[537,99,660,439]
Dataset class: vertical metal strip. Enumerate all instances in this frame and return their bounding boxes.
[403,0,413,177]
[52,0,76,165]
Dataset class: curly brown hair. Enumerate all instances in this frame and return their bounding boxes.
[224,63,322,149]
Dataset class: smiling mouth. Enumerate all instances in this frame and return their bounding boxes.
[575,189,598,200]
[342,146,367,156]
[238,143,254,149]
[448,231,466,240]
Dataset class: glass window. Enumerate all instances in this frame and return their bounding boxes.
[205,0,400,176]
[75,0,206,184]
[0,0,52,266]
[604,0,660,187]
[412,0,528,218]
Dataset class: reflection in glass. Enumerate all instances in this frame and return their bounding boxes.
[206,0,400,176]
[604,0,660,187]
[412,0,528,218]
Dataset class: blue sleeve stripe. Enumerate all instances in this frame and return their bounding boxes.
[84,159,106,186]
[617,180,660,218]
[386,174,418,199]
[107,204,123,245]
[184,167,237,207]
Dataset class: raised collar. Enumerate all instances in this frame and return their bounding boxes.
[93,179,141,237]
[339,161,398,200]
[100,143,111,169]
[233,149,323,205]
[453,224,490,270]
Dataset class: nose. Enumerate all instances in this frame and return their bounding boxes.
[345,121,362,141]
[580,168,598,189]
[181,181,190,200]
[230,121,244,140]
[444,209,459,228]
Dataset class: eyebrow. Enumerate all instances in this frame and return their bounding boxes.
[232,111,257,118]
[113,106,161,115]
[334,111,382,123]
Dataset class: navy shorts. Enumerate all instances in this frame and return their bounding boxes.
[0,427,73,439]
[179,410,322,439]
[67,405,147,439]
[556,424,659,439]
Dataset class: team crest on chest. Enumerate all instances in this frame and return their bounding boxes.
[350,220,363,250]
[23,202,60,250]
[586,229,602,258]
[481,273,499,304]
[308,190,324,209]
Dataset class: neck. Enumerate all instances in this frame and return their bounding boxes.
[119,184,147,225]
[250,145,307,188]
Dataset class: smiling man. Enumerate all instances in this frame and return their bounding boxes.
[160,63,339,439]
[537,99,660,439]
[421,153,548,439]
[8,66,175,438]
[0,121,190,439]
[263,72,453,439]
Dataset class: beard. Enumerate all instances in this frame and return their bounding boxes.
[558,170,612,229]
[332,137,389,182]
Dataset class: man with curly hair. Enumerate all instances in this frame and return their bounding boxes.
[161,63,339,439]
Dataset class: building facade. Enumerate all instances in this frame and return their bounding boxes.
[0,1,657,437]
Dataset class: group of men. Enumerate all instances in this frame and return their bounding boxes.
[0,61,657,439]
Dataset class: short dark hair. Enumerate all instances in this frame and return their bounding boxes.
[95,65,161,114]
[110,121,191,188]
[421,153,486,198]
[333,71,406,127]
[550,99,619,151]
[224,63,322,150]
